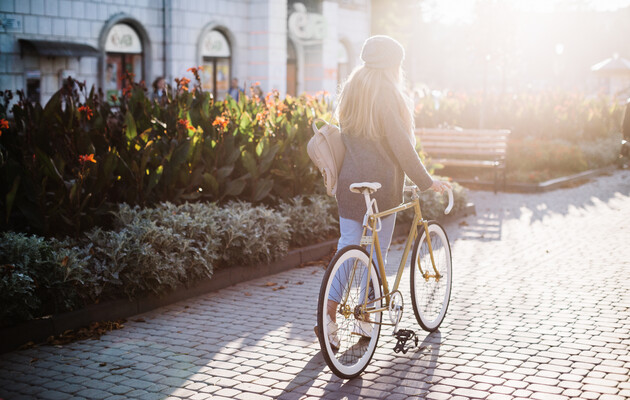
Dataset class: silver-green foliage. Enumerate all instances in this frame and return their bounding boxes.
[397,180,468,225]
[279,195,339,247]
[83,202,223,300]
[0,232,90,325]
[216,201,291,266]
[580,134,621,169]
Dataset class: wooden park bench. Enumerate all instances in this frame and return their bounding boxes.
[416,127,511,192]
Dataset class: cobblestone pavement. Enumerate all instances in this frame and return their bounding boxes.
[1,169,630,400]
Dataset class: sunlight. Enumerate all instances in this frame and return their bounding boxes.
[421,0,630,25]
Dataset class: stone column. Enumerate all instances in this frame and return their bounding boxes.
[248,0,287,95]
[321,0,339,96]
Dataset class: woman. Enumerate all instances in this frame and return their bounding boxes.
[318,35,450,348]
[151,77,167,106]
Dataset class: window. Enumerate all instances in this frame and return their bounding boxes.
[25,70,41,104]
[200,30,231,100]
[104,23,143,101]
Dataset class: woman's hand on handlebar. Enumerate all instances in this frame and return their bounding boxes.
[430,179,452,194]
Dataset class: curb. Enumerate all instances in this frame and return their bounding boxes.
[0,239,337,354]
[455,166,615,193]
[0,202,475,354]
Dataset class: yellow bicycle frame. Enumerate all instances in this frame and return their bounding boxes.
[352,194,441,321]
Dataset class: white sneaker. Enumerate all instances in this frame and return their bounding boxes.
[352,319,373,338]
[314,316,341,350]
[326,316,341,349]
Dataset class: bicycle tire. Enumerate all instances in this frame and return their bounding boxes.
[410,222,452,332]
[317,245,382,379]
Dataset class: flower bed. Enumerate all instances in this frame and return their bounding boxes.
[415,90,623,183]
[0,71,469,328]
[0,75,332,237]
[0,187,467,328]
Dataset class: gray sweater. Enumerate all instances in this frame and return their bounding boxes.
[337,121,433,221]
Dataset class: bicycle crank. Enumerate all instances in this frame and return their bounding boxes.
[388,291,404,332]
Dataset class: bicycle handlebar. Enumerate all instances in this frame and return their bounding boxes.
[403,186,454,215]
[444,188,454,215]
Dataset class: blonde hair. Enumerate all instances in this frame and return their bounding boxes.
[335,64,415,141]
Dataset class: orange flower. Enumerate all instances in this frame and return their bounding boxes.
[187,66,203,73]
[177,77,191,87]
[78,106,93,120]
[178,118,194,130]
[212,116,229,129]
[0,118,8,134]
[275,102,287,116]
[78,154,96,164]
[256,112,265,122]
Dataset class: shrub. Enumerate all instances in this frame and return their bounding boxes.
[279,194,339,248]
[396,180,468,226]
[0,232,90,325]
[215,201,291,267]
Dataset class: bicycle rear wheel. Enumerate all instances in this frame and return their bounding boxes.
[317,245,382,379]
[410,222,452,332]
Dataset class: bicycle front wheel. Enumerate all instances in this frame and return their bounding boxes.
[410,222,452,332]
[317,245,382,379]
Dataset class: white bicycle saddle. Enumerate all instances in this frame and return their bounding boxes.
[349,182,381,194]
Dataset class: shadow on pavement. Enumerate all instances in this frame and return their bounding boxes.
[276,351,328,398]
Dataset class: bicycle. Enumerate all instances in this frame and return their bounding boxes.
[316,182,453,379]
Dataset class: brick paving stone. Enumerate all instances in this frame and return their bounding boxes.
[451,388,491,398]
[426,392,454,400]
[38,390,74,400]
[530,393,569,400]
[562,389,583,397]
[512,389,534,397]
[526,384,565,395]
[581,384,620,395]
[2,171,630,399]
[75,388,112,399]
[487,394,514,400]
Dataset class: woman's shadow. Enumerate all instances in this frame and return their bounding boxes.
[277,330,443,399]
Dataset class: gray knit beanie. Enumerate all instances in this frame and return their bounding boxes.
[360,35,405,69]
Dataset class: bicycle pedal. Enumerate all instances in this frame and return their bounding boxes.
[393,329,419,354]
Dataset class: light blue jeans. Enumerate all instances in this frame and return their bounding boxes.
[328,214,396,303]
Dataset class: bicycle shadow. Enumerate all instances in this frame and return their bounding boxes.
[276,330,443,399]
[276,349,368,400]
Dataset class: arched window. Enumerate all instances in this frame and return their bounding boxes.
[200,30,231,100]
[104,23,144,100]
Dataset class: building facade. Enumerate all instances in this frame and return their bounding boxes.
[0,0,370,104]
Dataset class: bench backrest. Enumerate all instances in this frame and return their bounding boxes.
[415,128,511,160]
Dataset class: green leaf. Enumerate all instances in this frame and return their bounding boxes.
[125,111,137,140]
[253,178,274,202]
[171,141,191,166]
[225,178,246,197]
[239,112,252,133]
[202,173,218,195]
[241,150,257,178]
[147,165,163,192]
[259,143,280,174]
[217,165,234,179]
[5,176,21,223]
[34,148,64,182]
